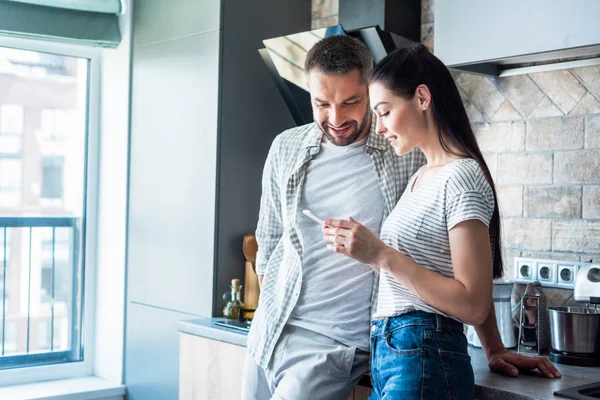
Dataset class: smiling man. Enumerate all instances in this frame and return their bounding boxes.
[243,36,405,400]
[243,35,558,400]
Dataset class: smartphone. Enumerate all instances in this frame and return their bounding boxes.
[302,209,325,225]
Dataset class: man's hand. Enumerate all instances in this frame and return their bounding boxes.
[487,348,561,379]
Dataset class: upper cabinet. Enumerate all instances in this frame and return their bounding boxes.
[434,0,600,77]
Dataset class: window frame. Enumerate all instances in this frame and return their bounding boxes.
[0,34,100,386]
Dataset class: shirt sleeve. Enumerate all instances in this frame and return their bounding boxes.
[254,136,284,275]
[446,175,495,231]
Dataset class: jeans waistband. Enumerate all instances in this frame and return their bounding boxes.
[371,310,463,337]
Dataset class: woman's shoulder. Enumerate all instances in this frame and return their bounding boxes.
[443,158,492,196]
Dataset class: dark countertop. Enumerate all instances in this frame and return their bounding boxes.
[179,318,599,399]
[469,346,599,399]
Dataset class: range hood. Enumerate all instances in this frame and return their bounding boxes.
[434,0,600,77]
[258,0,421,126]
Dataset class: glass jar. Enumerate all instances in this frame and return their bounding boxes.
[222,278,244,319]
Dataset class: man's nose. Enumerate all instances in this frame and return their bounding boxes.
[328,106,345,127]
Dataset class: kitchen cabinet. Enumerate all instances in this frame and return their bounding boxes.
[348,385,371,400]
[179,333,246,399]
[179,332,372,400]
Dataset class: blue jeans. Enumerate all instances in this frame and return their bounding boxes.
[370,311,474,400]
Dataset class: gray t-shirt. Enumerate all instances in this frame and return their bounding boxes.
[288,137,385,351]
[374,158,495,320]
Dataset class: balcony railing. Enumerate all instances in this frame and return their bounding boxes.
[0,216,83,369]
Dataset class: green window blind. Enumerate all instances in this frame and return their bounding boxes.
[0,0,122,48]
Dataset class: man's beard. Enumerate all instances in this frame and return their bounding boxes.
[320,107,370,146]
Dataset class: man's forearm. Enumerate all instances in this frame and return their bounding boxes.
[474,301,505,358]
[258,275,263,289]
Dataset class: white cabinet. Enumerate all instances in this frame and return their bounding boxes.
[179,333,372,400]
[179,333,247,400]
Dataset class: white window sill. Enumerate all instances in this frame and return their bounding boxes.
[0,377,125,400]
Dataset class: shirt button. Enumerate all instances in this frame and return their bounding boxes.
[371,325,377,333]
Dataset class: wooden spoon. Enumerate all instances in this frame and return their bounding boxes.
[242,234,258,267]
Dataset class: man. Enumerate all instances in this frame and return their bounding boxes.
[243,35,560,400]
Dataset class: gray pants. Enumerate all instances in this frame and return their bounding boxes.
[242,325,369,400]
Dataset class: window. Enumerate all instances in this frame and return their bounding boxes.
[0,104,23,155]
[41,156,65,201]
[0,158,22,207]
[0,104,24,208]
[0,40,97,377]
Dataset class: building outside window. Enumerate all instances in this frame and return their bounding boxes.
[0,43,94,372]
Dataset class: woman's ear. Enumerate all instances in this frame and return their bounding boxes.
[416,84,431,111]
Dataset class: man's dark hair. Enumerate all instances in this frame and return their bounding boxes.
[304,35,374,82]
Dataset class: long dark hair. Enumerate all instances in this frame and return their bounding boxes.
[372,44,503,279]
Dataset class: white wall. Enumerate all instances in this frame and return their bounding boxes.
[124,0,221,398]
[93,0,133,385]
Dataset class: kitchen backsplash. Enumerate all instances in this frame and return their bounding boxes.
[313,0,600,306]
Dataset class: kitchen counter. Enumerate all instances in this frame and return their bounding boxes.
[469,346,599,399]
[178,317,247,347]
[178,318,599,399]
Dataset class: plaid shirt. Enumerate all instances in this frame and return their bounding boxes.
[247,119,426,369]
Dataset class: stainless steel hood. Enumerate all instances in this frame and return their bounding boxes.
[434,0,600,77]
[258,0,421,126]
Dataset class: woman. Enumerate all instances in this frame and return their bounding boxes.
[323,44,500,399]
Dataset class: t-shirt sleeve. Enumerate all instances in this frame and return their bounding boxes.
[446,170,495,231]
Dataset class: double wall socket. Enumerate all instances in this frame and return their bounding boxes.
[514,257,582,289]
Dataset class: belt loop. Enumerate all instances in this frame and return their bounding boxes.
[383,317,391,337]
[436,314,443,332]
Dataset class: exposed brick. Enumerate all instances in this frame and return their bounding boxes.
[524,186,581,218]
[421,23,434,53]
[497,186,523,217]
[569,92,600,116]
[520,251,580,262]
[526,117,584,151]
[474,121,525,152]
[498,75,545,117]
[586,115,600,148]
[421,0,434,24]
[530,70,586,115]
[482,152,498,181]
[553,220,600,253]
[491,100,523,121]
[502,218,552,251]
[456,74,505,119]
[554,150,600,184]
[528,97,563,119]
[312,0,333,20]
[498,153,552,185]
[583,186,600,218]
[572,65,600,101]
[311,16,339,29]
[581,254,600,263]
[501,248,521,280]
[459,87,484,123]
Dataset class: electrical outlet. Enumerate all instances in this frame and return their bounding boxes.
[556,263,577,289]
[515,258,537,283]
[537,261,557,286]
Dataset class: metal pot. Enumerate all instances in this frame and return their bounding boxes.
[548,306,600,355]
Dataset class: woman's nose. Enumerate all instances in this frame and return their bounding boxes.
[375,117,386,135]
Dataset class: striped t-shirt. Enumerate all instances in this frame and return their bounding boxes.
[374,158,495,320]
